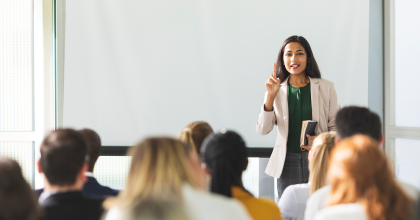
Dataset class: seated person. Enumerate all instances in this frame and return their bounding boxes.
[178,121,214,189]
[78,129,119,197]
[37,129,104,220]
[37,128,118,198]
[314,135,413,220]
[304,106,419,220]
[103,137,252,220]
[278,132,335,220]
[178,121,213,155]
[201,130,282,220]
[0,157,40,220]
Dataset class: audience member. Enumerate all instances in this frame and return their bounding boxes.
[178,121,213,189]
[37,129,104,220]
[36,128,118,198]
[78,128,119,197]
[104,137,252,220]
[120,199,190,220]
[304,106,419,220]
[278,132,336,220]
[314,135,414,220]
[178,121,213,155]
[201,130,282,220]
[0,157,40,220]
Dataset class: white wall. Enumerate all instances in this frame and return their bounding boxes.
[63,0,369,147]
[393,0,420,189]
[395,0,420,128]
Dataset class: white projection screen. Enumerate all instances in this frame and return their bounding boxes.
[63,0,369,147]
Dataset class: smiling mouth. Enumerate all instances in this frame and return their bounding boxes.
[291,64,300,69]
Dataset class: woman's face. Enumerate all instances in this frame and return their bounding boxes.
[283,42,308,75]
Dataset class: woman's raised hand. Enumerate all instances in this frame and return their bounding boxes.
[265,63,281,97]
[263,63,281,111]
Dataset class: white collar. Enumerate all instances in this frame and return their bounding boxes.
[38,190,58,204]
[84,172,94,178]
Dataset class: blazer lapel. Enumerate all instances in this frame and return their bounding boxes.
[310,77,320,133]
[280,77,289,132]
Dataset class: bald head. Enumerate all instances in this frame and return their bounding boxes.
[78,129,101,172]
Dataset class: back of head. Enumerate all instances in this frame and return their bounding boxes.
[40,129,87,186]
[335,106,382,142]
[0,157,40,220]
[328,135,413,220]
[201,130,248,197]
[308,131,336,194]
[119,137,197,207]
[123,199,190,220]
[78,128,101,172]
[178,121,213,155]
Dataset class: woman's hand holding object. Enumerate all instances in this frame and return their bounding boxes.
[301,135,316,151]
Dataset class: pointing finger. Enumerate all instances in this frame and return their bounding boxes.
[273,63,277,77]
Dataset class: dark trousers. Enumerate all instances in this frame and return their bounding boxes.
[277,151,310,198]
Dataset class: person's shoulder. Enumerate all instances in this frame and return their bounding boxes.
[397,180,420,200]
[103,206,122,220]
[84,195,105,203]
[307,185,330,204]
[182,185,252,219]
[253,196,278,209]
[314,78,335,88]
[287,183,311,191]
[286,183,310,198]
[281,184,307,199]
[280,183,310,210]
[314,203,367,220]
[80,195,105,211]
[184,185,237,205]
[84,177,119,197]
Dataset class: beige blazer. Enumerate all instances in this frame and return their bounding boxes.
[256,77,340,178]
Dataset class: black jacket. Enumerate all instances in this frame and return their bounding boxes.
[83,177,119,197]
[36,177,119,198]
[39,191,104,220]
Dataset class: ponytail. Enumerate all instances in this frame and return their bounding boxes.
[179,128,196,152]
[178,121,213,155]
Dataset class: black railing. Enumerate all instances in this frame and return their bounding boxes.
[100,146,273,158]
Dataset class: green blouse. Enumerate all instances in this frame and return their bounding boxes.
[287,83,312,153]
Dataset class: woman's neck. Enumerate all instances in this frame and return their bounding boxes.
[289,73,310,87]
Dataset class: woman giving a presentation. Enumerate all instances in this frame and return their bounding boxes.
[256,35,340,197]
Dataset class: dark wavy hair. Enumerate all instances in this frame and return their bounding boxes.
[201,130,248,197]
[275,35,321,82]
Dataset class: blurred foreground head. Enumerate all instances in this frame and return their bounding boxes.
[327,135,413,220]
[0,157,40,220]
[118,137,199,208]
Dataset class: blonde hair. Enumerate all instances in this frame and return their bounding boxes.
[308,131,336,194]
[327,135,413,220]
[117,137,197,208]
[178,121,213,154]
